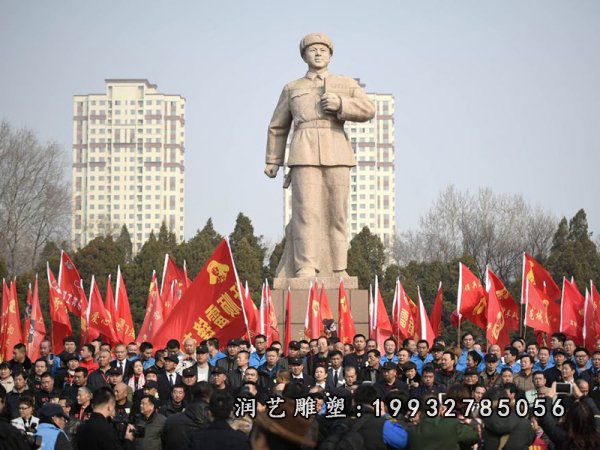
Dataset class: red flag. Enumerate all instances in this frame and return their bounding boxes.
[136,271,162,344]
[24,276,46,361]
[183,261,192,290]
[337,278,356,344]
[391,279,400,336]
[161,254,188,316]
[487,269,520,331]
[450,310,460,328]
[0,280,23,361]
[457,263,487,329]
[259,283,268,337]
[265,281,280,344]
[58,251,87,315]
[152,239,247,349]
[396,281,419,341]
[46,264,72,353]
[524,280,552,334]
[241,281,259,341]
[590,281,600,346]
[486,268,511,349]
[115,266,135,343]
[284,288,292,351]
[86,276,118,345]
[417,287,435,346]
[104,275,117,329]
[319,283,334,336]
[560,278,585,344]
[583,288,594,352]
[521,253,561,303]
[304,281,321,339]
[430,282,443,337]
[368,284,374,340]
[373,276,393,350]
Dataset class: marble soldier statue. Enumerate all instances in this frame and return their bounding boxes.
[265,33,375,282]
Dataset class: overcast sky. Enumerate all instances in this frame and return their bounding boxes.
[1,1,599,247]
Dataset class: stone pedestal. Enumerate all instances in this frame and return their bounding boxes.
[273,276,358,290]
[270,287,369,342]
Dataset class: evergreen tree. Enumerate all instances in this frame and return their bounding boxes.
[547,209,600,285]
[229,213,266,300]
[0,257,6,281]
[266,237,286,282]
[347,227,385,290]
[116,225,133,264]
[73,236,125,297]
[174,218,222,278]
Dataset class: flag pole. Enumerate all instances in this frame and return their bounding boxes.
[456,263,463,346]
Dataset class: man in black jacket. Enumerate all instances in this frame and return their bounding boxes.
[163,382,213,449]
[75,387,134,449]
[360,350,383,384]
[186,391,249,449]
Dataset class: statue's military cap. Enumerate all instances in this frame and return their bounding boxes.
[299,32,333,56]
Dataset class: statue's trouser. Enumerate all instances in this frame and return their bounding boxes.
[291,165,350,273]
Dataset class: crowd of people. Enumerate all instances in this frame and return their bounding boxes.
[0,332,599,449]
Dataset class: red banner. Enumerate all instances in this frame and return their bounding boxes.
[337,279,356,345]
[241,281,258,340]
[137,271,162,344]
[304,281,321,339]
[1,280,23,361]
[47,264,72,353]
[486,269,511,349]
[521,253,561,303]
[524,279,551,334]
[86,276,118,345]
[417,287,435,347]
[560,278,585,344]
[115,267,136,343]
[24,276,46,361]
[487,268,520,331]
[152,239,246,349]
[373,277,393,350]
[430,282,443,337]
[284,288,291,350]
[457,263,487,329]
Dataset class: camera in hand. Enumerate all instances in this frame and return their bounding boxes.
[555,382,572,395]
[112,417,145,441]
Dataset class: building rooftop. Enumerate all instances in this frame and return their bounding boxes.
[104,78,158,89]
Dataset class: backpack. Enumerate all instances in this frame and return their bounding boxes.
[319,416,369,450]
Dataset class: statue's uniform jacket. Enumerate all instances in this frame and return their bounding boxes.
[266,72,375,274]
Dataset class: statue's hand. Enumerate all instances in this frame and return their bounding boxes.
[321,93,341,113]
[264,164,280,178]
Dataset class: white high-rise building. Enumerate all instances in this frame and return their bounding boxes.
[284,82,395,247]
[72,79,186,253]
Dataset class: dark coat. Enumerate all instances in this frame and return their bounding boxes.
[408,416,479,450]
[109,359,133,380]
[215,355,238,374]
[86,368,110,393]
[186,420,249,450]
[74,412,124,450]
[0,416,32,450]
[163,401,210,449]
[157,371,182,403]
[481,410,536,450]
[133,412,166,450]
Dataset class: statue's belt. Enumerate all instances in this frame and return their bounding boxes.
[296,120,344,130]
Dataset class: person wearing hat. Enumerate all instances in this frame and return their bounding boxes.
[210,367,232,395]
[215,339,240,374]
[463,367,480,387]
[264,32,376,279]
[374,362,409,398]
[429,344,445,371]
[288,356,314,389]
[34,402,71,450]
[545,348,568,387]
[157,354,182,403]
[190,345,214,382]
[480,353,502,388]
